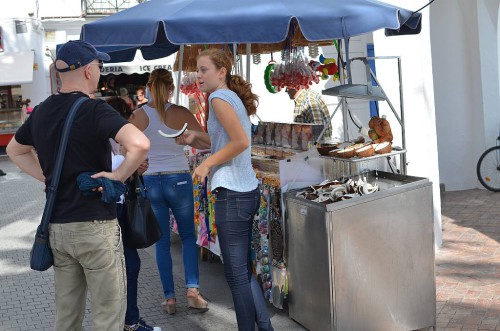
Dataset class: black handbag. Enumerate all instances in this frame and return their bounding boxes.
[30,97,87,271]
[122,174,162,249]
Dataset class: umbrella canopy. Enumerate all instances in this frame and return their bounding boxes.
[81,0,421,62]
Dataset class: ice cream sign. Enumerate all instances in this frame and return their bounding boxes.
[100,64,173,75]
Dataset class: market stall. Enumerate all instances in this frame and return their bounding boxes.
[80,1,435,329]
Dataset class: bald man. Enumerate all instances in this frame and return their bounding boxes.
[7,40,150,331]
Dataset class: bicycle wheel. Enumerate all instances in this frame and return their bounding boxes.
[476,146,500,192]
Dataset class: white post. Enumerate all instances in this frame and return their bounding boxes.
[246,44,251,81]
[233,43,238,75]
[338,41,349,141]
[175,44,184,104]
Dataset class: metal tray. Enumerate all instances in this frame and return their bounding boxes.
[285,170,430,211]
[319,148,406,163]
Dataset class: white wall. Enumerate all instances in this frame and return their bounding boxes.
[0,0,79,19]
[0,0,36,19]
[374,0,442,246]
[431,0,500,191]
[42,19,87,96]
[431,1,483,191]
[38,0,82,18]
[477,1,500,155]
[0,17,48,106]
[0,0,79,104]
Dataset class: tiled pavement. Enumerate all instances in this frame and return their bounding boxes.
[420,190,500,331]
[0,158,302,331]
[1,157,499,330]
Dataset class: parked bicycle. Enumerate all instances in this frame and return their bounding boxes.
[476,135,500,192]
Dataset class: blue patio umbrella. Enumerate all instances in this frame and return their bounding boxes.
[81,0,421,62]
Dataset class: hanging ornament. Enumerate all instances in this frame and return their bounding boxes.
[264,61,278,94]
[180,72,201,96]
[253,54,262,65]
[308,54,340,81]
[268,50,318,91]
[308,44,319,59]
[281,49,289,62]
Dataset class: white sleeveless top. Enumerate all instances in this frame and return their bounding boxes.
[142,103,189,173]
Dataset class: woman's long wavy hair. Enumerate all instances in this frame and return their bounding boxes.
[147,68,174,119]
[197,49,258,116]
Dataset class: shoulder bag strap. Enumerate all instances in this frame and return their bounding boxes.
[39,96,88,233]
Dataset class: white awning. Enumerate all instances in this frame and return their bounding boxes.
[100,52,175,76]
[0,51,35,85]
[100,63,173,75]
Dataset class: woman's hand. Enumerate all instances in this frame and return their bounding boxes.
[176,130,197,146]
[192,161,210,183]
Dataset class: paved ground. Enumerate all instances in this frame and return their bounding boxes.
[0,157,499,331]
[0,158,302,331]
[420,190,500,331]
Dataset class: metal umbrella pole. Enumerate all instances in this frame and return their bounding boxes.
[246,44,251,81]
[397,57,407,175]
[233,43,238,75]
[175,44,184,104]
[338,42,349,142]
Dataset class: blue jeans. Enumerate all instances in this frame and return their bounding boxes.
[143,173,199,299]
[117,203,141,325]
[214,187,274,331]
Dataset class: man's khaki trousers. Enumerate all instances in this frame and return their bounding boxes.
[49,220,127,331]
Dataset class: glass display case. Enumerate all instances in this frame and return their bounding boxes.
[0,85,23,134]
[0,85,23,147]
[0,108,22,133]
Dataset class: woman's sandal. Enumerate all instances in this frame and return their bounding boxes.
[161,298,176,315]
[187,288,209,311]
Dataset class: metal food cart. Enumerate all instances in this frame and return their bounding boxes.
[285,171,436,331]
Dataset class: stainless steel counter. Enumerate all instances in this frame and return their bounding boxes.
[285,171,436,331]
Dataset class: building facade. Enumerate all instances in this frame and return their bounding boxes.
[3,0,499,247]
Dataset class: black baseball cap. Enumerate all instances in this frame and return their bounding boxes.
[55,40,110,72]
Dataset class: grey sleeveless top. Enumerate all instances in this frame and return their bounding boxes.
[207,89,258,192]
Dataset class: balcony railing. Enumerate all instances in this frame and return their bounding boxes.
[81,0,148,16]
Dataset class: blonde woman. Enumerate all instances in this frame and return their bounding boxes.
[130,68,208,314]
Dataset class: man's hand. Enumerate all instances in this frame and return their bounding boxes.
[137,158,149,175]
[88,172,116,192]
[91,171,123,183]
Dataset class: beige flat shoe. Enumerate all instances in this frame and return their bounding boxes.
[161,298,176,315]
[187,288,208,310]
